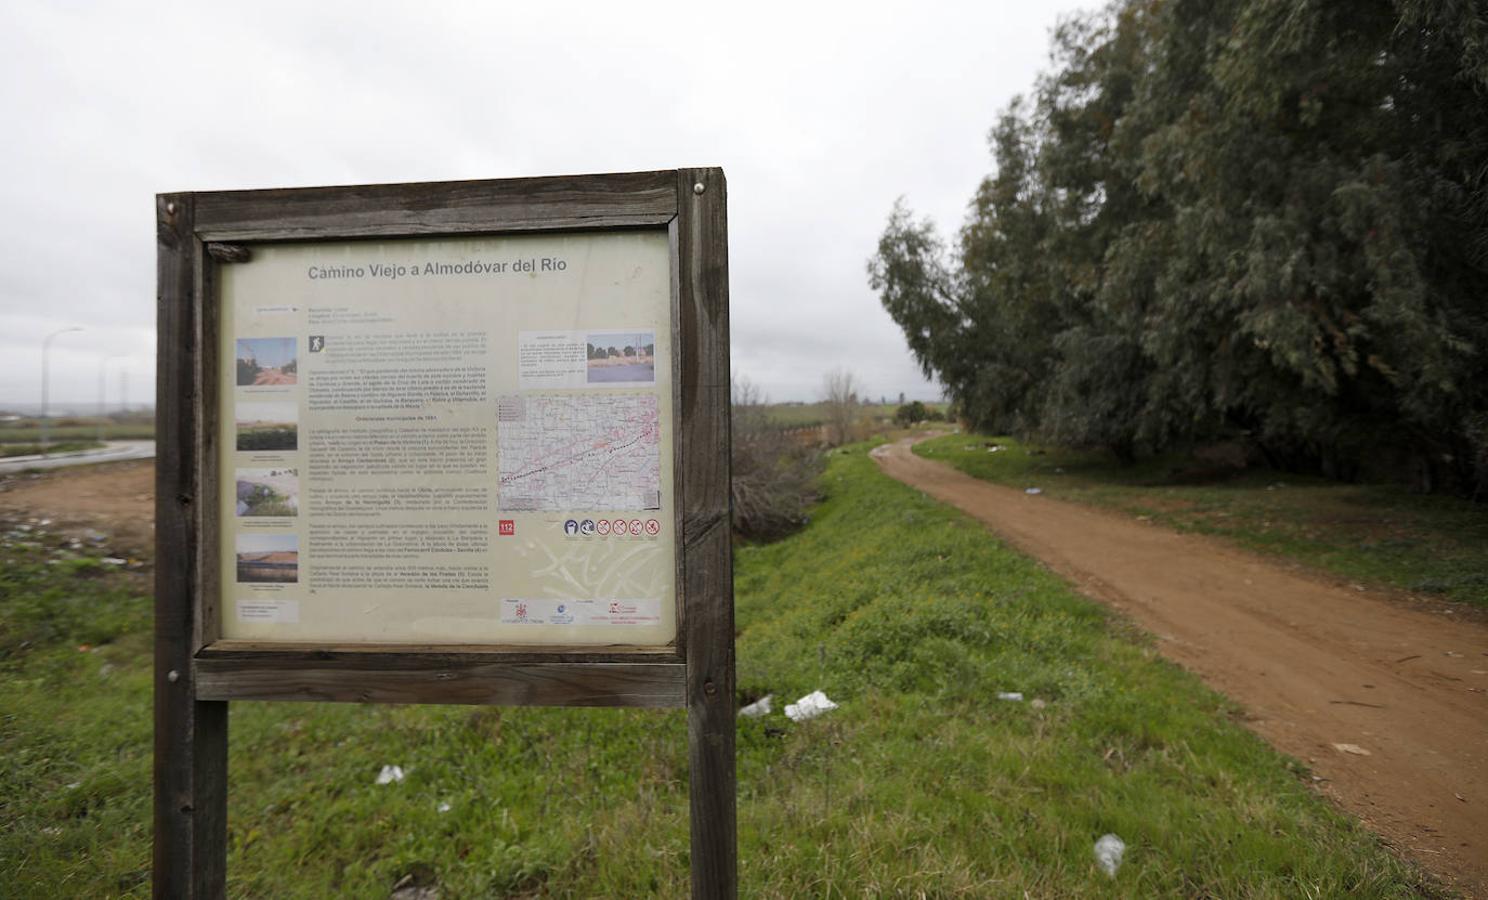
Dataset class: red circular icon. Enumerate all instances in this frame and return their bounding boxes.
[644,518,660,536]
[596,519,611,536]
[612,519,627,536]
[628,519,643,536]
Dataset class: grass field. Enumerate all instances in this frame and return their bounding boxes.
[915,434,1488,609]
[0,440,103,459]
[0,449,1439,896]
[0,423,154,443]
[236,424,297,452]
[760,402,905,429]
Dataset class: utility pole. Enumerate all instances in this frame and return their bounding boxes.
[41,327,84,454]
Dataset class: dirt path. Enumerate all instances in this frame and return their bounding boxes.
[0,459,155,555]
[873,437,1488,896]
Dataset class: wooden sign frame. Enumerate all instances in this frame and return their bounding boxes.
[154,169,734,897]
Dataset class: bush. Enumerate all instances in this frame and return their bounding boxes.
[894,401,928,426]
[731,379,825,541]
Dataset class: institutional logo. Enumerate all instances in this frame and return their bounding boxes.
[498,520,515,536]
[564,519,579,535]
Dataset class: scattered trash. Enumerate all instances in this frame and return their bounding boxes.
[1351,584,1366,592]
[996,691,1024,702]
[65,782,81,791]
[1444,651,1463,658]
[1455,793,1467,803]
[784,690,838,722]
[1395,654,1422,664]
[375,765,405,784]
[1030,698,1047,710]
[437,801,451,813]
[1024,487,1043,495]
[987,446,1004,453]
[1093,833,1125,878]
[740,694,773,718]
[1332,743,1371,756]
[101,557,127,566]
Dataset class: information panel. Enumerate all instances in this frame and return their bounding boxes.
[217,230,676,646]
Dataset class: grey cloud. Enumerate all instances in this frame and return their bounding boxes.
[0,0,1087,406]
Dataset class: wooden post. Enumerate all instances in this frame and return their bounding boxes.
[677,168,736,898]
[155,193,229,899]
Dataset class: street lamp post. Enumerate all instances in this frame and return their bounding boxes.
[41,327,84,454]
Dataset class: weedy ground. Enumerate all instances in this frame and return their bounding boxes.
[0,447,1443,897]
[916,433,1488,609]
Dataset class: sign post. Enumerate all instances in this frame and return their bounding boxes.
[154,170,733,897]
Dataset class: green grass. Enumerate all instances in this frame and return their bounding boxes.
[0,440,103,458]
[0,423,155,443]
[916,434,1488,608]
[759,402,947,429]
[0,451,1442,896]
[235,426,297,452]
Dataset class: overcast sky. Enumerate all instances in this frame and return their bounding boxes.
[0,0,1088,409]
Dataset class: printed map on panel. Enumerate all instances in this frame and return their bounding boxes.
[497,393,661,511]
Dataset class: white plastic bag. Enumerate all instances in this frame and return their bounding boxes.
[784,690,838,722]
[375,764,405,785]
[740,694,773,718]
[1094,833,1125,877]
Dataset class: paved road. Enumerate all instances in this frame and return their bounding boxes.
[0,440,155,474]
[873,435,1488,897]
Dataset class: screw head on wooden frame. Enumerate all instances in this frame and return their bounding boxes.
[693,182,706,195]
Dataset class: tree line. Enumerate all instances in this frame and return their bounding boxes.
[586,342,655,360]
[870,0,1487,496]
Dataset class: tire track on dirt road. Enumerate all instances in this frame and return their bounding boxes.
[873,436,1488,896]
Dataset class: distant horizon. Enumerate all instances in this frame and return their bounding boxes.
[0,395,949,416]
[0,401,154,416]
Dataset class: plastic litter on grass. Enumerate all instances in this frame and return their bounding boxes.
[784,690,837,722]
[375,765,405,784]
[740,694,773,718]
[1094,833,1126,877]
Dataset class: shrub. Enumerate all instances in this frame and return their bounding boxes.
[731,378,825,541]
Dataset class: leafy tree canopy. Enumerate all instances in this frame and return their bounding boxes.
[871,0,1488,492]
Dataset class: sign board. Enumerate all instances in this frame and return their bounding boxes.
[155,170,734,897]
